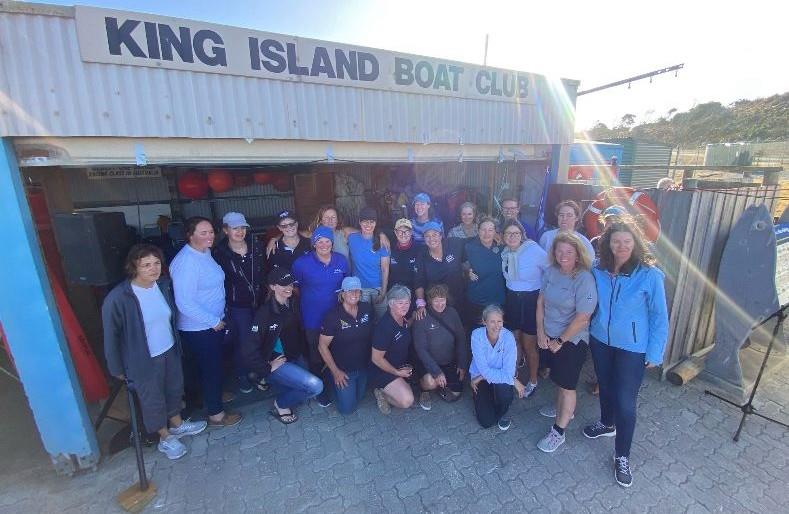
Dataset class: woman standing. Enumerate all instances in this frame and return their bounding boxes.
[535,232,598,453]
[465,217,505,330]
[347,206,390,319]
[242,268,322,424]
[266,210,311,272]
[318,276,374,415]
[413,285,467,411]
[292,226,350,407]
[369,286,415,414]
[538,200,595,259]
[213,212,265,394]
[169,217,242,428]
[501,219,549,398]
[448,202,479,239]
[410,193,444,245]
[103,244,207,459]
[469,305,517,430]
[414,223,466,317]
[388,218,420,294]
[583,220,668,488]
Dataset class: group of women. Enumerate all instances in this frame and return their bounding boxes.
[102,196,668,488]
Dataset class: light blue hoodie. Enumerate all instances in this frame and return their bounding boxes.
[589,262,669,365]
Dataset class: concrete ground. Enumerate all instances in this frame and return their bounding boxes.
[1,360,788,514]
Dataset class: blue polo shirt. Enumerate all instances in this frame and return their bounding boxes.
[348,232,390,289]
[464,238,506,307]
[292,251,349,329]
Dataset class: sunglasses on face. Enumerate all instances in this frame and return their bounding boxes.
[278,221,297,229]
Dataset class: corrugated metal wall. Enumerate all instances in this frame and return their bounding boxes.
[0,10,575,146]
[652,186,780,374]
[602,138,672,187]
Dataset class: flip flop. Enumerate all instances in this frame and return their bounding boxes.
[269,408,298,425]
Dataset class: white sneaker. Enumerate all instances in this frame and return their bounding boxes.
[158,435,187,460]
[523,381,538,398]
[538,405,574,420]
[537,427,566,453]
[169,419,208,438]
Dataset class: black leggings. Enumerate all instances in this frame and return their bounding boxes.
[473,380,514,428]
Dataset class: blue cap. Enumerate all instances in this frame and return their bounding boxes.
[413,193,431,204]
[311,225,334,245]
[602,206,626,217]
[422,221,443,235]
[222,212,249,228]
[337,276,362,292]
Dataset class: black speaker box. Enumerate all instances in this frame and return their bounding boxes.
[53,211,133,285]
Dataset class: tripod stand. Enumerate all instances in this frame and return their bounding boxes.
[705,304,788,441]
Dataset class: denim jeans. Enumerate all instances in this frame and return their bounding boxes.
[473,380,514,428]
[325,368,368,415]
[267,362,324,409]
[590,336,646,458]
[226,306,253,379]
[180,329,224,416]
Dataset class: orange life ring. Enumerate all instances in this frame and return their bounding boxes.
[583,187,661,242]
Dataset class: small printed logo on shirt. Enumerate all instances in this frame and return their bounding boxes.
[333,268,344,274]
[268,323,279,331]
[340,320,351,330]
[445,254,455,263]
[429,323,437,330]
[360,314,370,324]
[493,247,500,254]
[251,325,259,333]
[394,331,404,341]
[391,257,398,264]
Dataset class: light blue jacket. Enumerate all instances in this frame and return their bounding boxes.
[589,263,669,365]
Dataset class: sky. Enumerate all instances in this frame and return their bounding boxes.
[26,0,789,131]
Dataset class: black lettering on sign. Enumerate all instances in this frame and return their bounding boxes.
[158,24,194,63]
[286,42,309,76]
[260,39,286,73]
[335,49,358,80]
[433,63,451,90]
[144,21,160,59]
[414,61,434,88]
[105,17,146,57]
[310,46,336,78]
[357,52,379,81]
[448,65,463,91]
[517,74,529,98]
[193,30,226,66]
[489,71,502,96]
[476,70,491,94]
[394,57,413,85]
[502,72,515,97]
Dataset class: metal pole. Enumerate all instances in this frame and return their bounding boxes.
[125,381,149,491]
[483,34,489,66]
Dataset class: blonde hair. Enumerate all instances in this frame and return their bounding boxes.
[548,231,592,272]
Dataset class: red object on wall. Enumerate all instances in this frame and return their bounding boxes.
[271,174,291,192]
[568,165,618,182]
[234,174,253,187]
[207,169,234,193]
[177,170,209,199]
[253,171,275,185]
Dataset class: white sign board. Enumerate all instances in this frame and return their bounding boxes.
[86,166,162,179]
[75,6,575,104]
[775,224,789,307]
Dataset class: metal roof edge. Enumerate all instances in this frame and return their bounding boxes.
[0,1,74,17]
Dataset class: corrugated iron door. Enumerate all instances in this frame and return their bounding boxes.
[293,172,335,227]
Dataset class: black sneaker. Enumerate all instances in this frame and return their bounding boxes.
[583,421,616,439]
[614,456,633,487]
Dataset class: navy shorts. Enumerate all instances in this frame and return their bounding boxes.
[504,289,539,335]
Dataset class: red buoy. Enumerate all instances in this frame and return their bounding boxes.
[253,171,275,185]
[272,174,291,192]
[207,169,234,193]
[177,170,209,199]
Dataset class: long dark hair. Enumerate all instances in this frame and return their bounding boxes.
[597,219,656,272]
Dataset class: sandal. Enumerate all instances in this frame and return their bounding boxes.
[269,407,298,425]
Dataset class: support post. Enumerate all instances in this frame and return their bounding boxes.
[0,139,99,474]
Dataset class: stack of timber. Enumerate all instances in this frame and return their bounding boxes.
[649,185,780,381]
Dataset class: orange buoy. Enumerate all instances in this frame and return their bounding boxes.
[583,187,661,242]
[177,170,209,199]
[207,169,234,193]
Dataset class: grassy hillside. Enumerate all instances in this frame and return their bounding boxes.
[583,92,789,146]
